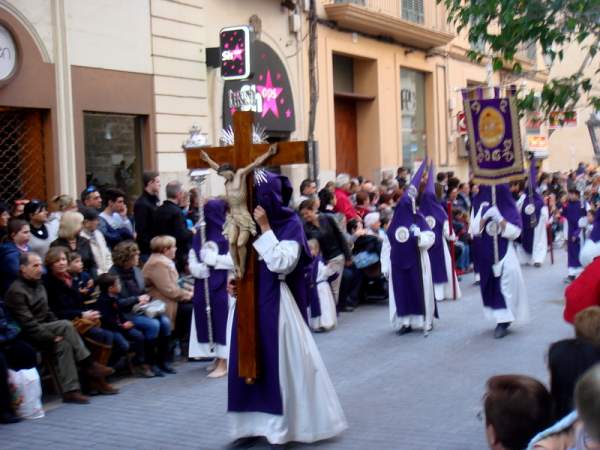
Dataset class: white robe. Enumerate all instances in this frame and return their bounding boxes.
[517,205,549,266]
[470,208,529,324]
[382,229,437,331]
[433,221,462,301]
[580,239,600,268]
[309,260,338,331]
[228,230,347,444]
[188,247,235,360]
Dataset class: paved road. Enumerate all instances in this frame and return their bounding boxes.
[3,250,573,450]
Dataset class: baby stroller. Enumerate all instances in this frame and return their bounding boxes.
[352,234,388,303]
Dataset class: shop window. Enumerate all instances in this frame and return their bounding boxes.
[402,0,424,24]
[84,113,144,203]
[400,68,426,168]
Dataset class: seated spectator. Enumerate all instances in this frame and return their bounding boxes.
[483,374,552,450]
[48,194,77,225]
[80,185,102,211]
[5,252,113,404]
[143,236,193,366]
[23,199,56,260]
[98,188,134,249]
[10,199,28,219]
[355,191,371,219]
[564,253,600,324]
[548,338,600,420]
[80,207,113,275]
[43,247,118,395]
[296,178,317,208]
[0,201,9,241]
[95,274,152,378]
[574,306,600,349]
[67,252,94,299]
[334,174,359,221]
[50,211,97,277]
[0,298,37,424]
[153,181,193,273]
[363,212,386,241]
[574,364,600,448]
[0,219,31,296]
[110,240,171,377]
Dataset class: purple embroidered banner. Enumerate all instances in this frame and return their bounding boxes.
[463,91,525,185]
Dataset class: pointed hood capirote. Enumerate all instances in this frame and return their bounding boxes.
[420,162,448,226]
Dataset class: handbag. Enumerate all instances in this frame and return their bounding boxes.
[72,317,101,335]
[133,299,166,318]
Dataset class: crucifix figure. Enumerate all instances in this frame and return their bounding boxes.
[200,145,278,279]
[184,111,309,382]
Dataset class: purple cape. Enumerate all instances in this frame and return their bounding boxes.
[590,209,600,242]
[191,199,229,346]
[228,170,313,416]
[520,162,545,254]
[473,185,522,312]
[565,200,585,268]
[386,159,436,318]
[420,163,448,284]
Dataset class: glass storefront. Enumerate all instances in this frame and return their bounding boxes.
[400,68,426,169]
[84,113,144,203]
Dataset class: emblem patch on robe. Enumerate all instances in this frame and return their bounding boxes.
[426,216,436,229]
[524,204,535,215]
[485,221,500,237]
[395,226,410,243]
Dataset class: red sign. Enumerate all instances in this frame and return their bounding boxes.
[220,26,251,81]
[457,111,467,136]
[549,111,578,129]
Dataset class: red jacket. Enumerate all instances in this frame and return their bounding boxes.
[334,188,358,221]
[564,257,600,323]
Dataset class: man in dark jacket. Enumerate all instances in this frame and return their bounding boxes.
[5,252,113,404]
[134,171,160,261]
[153,180,193,273]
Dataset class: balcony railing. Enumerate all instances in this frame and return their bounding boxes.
[323,0,453,41]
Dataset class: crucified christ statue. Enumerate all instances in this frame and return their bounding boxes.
[201,144,278,279]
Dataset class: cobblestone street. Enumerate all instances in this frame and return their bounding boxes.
[3,251,573,450]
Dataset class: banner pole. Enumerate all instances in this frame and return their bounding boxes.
[492,184,500,276]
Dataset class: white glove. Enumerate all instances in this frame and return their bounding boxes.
[190,262,210,279]
[578,217,588,228]
[448,233,458,242]
[482,206,503,223]
[200,242,218,267]
[409,224,421,237]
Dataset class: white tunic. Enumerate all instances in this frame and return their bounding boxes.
[517,205,549,266]
[470,207,530,324]
[188,247,235,360]
[433,221,462,301]
[580,239,600,268]
[309,260,338,331]
[229,230,347,444]
[382,229,437,330]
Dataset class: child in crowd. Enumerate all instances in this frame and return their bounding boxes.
[96,273,153,378]
[68,252,94,299]
[307,239,337,332]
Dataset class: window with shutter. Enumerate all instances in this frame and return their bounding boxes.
[402,0,424,24]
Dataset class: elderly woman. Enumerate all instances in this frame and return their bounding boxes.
[50,211,97,277]
[0,219,31,296]
[24,199,57,260]
[110,240,172,376]
[43,246,118,395]
[143,235,193,357]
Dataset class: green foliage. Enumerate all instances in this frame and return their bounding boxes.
[440,0,600,114]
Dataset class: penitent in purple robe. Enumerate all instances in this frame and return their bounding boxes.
[520,162,545,255]
[420,162,449,285]
[565,200,586,269]
[228,170,312,415]
[190,199,230,347]
[471,185,523,316]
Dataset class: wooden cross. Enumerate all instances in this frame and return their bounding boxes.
[185,111,309,382]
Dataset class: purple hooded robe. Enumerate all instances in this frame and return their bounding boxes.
[228,170,312,415]
[565,199,586,268]
[520,162,545,255]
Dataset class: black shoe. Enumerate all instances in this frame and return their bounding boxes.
[340,305,356,312]
[151,365,165,377]
[158,364,177,374]
[494,322,511,339]
[396,325,413,335]
[0,412,21,424]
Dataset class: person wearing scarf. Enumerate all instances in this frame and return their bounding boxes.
[469,184,529,339]
[228,170,347,445]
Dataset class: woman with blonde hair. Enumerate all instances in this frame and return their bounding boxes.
[50,211,97,276]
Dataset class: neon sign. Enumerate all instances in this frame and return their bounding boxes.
[220,26,251,81]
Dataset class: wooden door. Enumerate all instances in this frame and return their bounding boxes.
[334,97,358,176]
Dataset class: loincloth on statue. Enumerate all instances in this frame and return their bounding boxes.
[223,210,257,240]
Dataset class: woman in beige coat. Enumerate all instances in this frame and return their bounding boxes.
[142,235,193,332]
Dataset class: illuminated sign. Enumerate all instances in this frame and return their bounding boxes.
[220,26,251,80]
[0,25,17,82]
